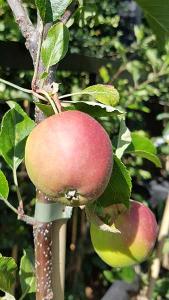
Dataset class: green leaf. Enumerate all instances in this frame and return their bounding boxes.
[83,84,119,106]
[62,100,123,117]
[99,67,110,84]
[135,0,169,48]
[0,254,17,294]
[98,156,131,208]
[127,133,157,154]
[115,118,131,159]
[103,270,114,283]
[0,170,9,201]
[126,133,161,167]
[19,248,36,295]
[35,103,54,117]
[41,22,69,70]
[36,101,123,118]
[0,102,35,171]
[119,267,136,283]
[35,0,72,23]
[129,151,161,167]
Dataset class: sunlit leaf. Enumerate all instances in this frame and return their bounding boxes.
[0,254,17,294]
[0,170,9,201]
[126,133,161,167]
[0,102,35,171]
[98,156,131,208]
[19,248,36,295]
[41,22,69,70]
[83,84,119,106]
[35,0,72,23]
[135,0,169,48]
[115,118,131,159]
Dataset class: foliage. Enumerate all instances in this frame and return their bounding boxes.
[0,0,168,299]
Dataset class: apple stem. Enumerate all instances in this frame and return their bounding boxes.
[52,93,62,113]
[85,204,121,233]
[36,89,59,114]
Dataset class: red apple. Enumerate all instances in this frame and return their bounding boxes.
[25,110,113,205]
[90,200,158,267]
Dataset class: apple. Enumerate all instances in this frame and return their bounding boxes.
[90,200,158,267]
[25,110,113,206]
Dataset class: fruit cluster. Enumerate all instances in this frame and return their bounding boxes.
[25,110,157,267]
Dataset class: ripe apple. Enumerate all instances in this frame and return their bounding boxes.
[90,200,158,267]
[25,110,113,205]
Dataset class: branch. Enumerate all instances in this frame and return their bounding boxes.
[146,193,169,299]
[61,2,77,24]
[6,0,37,60]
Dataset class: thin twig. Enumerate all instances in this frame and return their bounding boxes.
[0,78,47,101]
[13,169,23,204]
[3,199,18,215]
[0,78,32,94]
[13,169,35,225]
[6,0,36,59]
[110,63,127,83]
[125,69,169,106]
[61,2,77,24]
[0,197,35,225]
[37,89,59,114]
[52,94,62,113]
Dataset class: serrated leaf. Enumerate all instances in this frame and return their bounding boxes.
[0,255,17,294]
[115,118,131,159]
[41,22,69,70]
[126,133,161,167]
[130,151,161,168]
[135,0,169,48]
[0,170,9,201]
[127,133,157,154]
[19,248,36,295]
[83,84,119,106]
[36,100,123,118]
[98,156,131,208]
[0,102,35,171]
[35,0,72,23]
[62,100,123,117]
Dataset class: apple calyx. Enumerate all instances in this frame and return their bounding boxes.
[46,190,91,207]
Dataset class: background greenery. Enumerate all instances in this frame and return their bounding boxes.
[0,0,169,299]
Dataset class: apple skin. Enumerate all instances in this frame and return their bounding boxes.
[90,200,158,267]
[25,110,113,204]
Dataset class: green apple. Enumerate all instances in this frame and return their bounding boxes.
[90,200,157,267]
